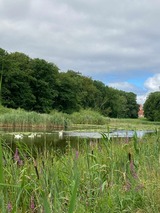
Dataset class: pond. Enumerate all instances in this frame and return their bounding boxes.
[0,128,155,153]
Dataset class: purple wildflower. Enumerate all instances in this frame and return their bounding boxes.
[7,202,12,212]
[75,150,79,159]
[30,196,35,210]
[14,148,20,162]
[14,148,23,166]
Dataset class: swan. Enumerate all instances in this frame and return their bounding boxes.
[59,130,64,138]
[28,133,36,138]
[14,134,23,139]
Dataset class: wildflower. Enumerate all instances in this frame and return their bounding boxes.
[30,196,35,210]
[7,202,12,212]
[18,159,23,166]
[75,150,79,159]
[14,148,20,162]
[14,148,23,166]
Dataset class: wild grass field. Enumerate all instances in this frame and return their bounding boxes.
[0,130,160,212]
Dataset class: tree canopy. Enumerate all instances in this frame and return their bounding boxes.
[143,91,160,121]
[0,48,139,118]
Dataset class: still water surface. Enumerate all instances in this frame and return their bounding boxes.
[0,128,154,152]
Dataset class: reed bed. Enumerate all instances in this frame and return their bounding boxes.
[70,109,108,125]
[0,106,159,132]
[0,108,71,131]
[0,131,160,212]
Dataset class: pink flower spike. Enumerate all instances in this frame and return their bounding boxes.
[14,148,20,162]
[7,202,12,212]
[30,196,35,210]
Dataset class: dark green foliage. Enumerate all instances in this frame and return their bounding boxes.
[144,91,160,121]
[30,58,59,113]
[0,47,139,117]
[54,71,82,113]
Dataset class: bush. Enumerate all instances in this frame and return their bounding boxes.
[70,109,108,125]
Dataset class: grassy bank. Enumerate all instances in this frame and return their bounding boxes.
[0,132,160,212]
[0,106,159,132]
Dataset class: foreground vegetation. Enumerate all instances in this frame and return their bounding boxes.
[0,131,160,212]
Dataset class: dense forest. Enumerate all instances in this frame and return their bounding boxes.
[0,48,139,118]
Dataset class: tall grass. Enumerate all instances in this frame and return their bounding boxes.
[0,108,71,130]
[0,131,160,212]
[70,109,108,125]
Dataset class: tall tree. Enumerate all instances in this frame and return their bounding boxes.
[1,52,36,110]
[144,91,160,121]
[30,58,59,113]
[54,71,82,113]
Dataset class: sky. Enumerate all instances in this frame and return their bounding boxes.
[0,0,160,104]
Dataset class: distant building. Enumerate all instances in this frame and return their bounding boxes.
[138,104,144,118]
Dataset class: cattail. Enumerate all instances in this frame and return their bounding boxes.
[33,159,39,179]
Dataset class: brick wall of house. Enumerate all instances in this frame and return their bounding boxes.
[138,104,144,118]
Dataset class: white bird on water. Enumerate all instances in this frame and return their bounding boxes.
[59,130,64,138]
[14,134,23,139]
[28,133,36,138]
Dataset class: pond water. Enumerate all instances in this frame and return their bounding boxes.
[0,128,154,153]
[65,130,154,139]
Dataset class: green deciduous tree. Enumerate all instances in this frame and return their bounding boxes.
[30,58,59,113]
[143,91,160,121]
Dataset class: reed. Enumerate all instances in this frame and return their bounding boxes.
[70,109,108,125]
[0,108,71,130]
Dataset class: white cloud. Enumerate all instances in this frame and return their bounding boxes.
[144,74,160,91]
[136,94,147,105]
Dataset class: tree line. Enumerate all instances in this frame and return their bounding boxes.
[0,48,139,118]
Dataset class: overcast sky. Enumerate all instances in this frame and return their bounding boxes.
[0,0,160,104]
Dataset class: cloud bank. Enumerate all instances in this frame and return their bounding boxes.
[0,0,160,103]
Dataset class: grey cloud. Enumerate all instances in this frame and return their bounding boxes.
[0,0,32,20]
[0,0,160,84]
